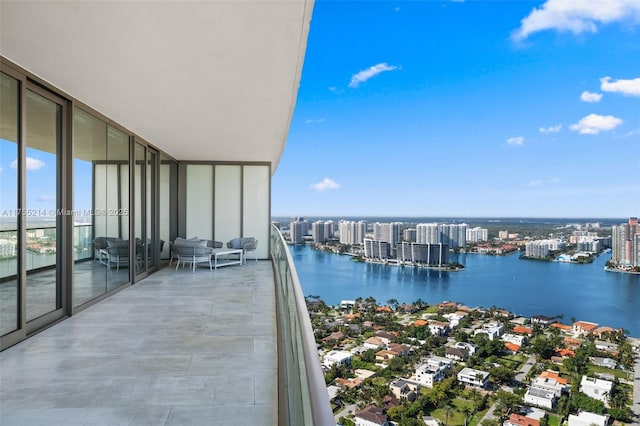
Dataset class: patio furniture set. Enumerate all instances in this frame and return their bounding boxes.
[92,236,256,272]
[169,237,258,272]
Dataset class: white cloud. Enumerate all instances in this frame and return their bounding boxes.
[512,0,640,41]
[529,177,560,187]
[539,124,562,133]
[10,157,45,170]
[600,76,640,96]
[304,118,325,124]
[38,195,54,202]
[620,128,640,138]
[580,91,602,103]
[507,136,525,146]
[311,178,340,192]
[349,63,399,88]
[569,113,623,134]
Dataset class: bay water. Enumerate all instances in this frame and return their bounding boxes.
[291,245,640,336]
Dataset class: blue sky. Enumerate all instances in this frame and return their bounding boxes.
[272,0,640,218]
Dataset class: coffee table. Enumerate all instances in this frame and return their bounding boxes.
[211,248,243,269]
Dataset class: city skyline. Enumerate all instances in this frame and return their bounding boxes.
[271,0,640,218]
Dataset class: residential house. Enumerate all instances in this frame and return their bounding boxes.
[550,323,573,334]
[327,385,340,401]
[414,355,453,387]
[389,378,420,402]
[513,326,533,335]
[438,302,457,311]
[502,333,526,346]
[589,357,617,369]
[424,355,454,370]
[446,346,469,361]
[422,416,442,426]
[354,369,377,381]
[592,326,614,339]
[364,337,384,350]
[414,365,444,388]
[563,337,582,350]
[457,367,489,388]
[323,350,352,368]
[428,320,450,336]
[454,341,477,355]
[531,315,556,327]
[504,342,521,354]
[375,350,396,362]
[594,340,619,355]
[398,304,419,314]
[504,413,540,426]
[474,322,503,340]
[376,306,392,314]
[579,376,612,403]
[375,331,396,345]
[336,377,363,389]
[355,405,391,426]
[523,371,568,409]
[573,321,598,337]
[387,343,411,356]
[443,311,467,328]
[340,300,356,310]
[567,411,609,426]
[322,331,344,344]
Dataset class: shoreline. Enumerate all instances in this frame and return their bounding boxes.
[604,266,640,275]
[351,257,464,271]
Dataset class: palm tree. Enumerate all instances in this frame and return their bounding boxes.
[461,405,474,426]
[442,403,454,426]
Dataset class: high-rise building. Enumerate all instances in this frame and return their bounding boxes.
[416,223,467,248]
[611,217,640,267]
[416,223,440,245]
[363,238,390,259]
[289,218,308,245]
[339,220,367,245]
[466,227,488,243]
[525,239,565,258]
[396,242,449,266]
[312,221,326,243]
[373,222,402,247]
[403,228,417,242]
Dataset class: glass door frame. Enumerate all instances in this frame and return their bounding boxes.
[23,83,70,335]
[1,70,71,350]
[133,139,160,282]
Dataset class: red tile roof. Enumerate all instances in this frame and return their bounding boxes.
[539,370,568,385]
[507,414,540,426]
[505,342,521,352]
[513,326,532,335]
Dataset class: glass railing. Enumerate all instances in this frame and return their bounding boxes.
[270,225,334,426]
[0,224,94,280]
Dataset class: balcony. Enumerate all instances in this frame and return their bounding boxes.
[0,261,277,424]
[0,226,332,425]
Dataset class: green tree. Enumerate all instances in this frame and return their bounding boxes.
[386,298,400,310]
[461,404,474,426]
[489,365,515,385]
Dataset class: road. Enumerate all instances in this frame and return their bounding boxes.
[334,403,357,424]
[479,354,537,424]
[515,355,537,384]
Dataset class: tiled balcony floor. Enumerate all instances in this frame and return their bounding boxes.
[0,261,277,426]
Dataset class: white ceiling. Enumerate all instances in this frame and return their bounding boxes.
[0,0,313,173]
